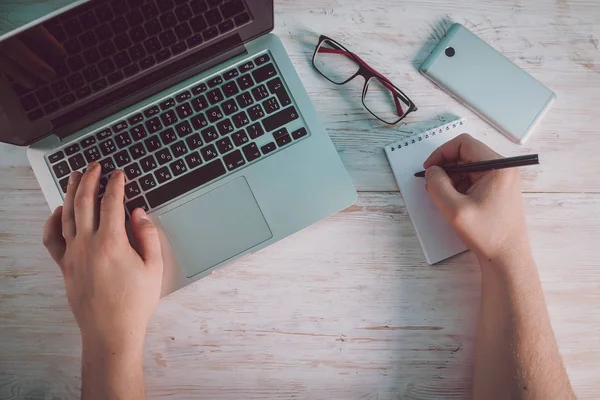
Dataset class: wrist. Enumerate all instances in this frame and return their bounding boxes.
[81,328,145,360]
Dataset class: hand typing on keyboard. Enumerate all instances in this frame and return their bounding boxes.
[42,162,162,399]
[0,26,66,88]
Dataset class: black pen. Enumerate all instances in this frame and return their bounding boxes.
[414,154,539,177]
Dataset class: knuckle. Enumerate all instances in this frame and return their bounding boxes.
[73,193,94,209]
[100,194,118,210]
[449,203,474,227]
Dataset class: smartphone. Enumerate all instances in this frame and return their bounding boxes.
[420,23,555,144]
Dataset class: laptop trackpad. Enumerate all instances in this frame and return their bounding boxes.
[159,178,272,278]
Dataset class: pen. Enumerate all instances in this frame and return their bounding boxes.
[414,154,539,177]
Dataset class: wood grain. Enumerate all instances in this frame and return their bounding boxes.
[1,0,599,399]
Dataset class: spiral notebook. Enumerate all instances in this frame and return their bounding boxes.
[385,119,468,264]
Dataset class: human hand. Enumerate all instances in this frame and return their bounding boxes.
[43,163,163,352]
[423,134,531,265]
[0,26,66,89]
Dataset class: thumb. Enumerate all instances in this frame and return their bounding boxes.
[131,208,163,265]
[425,166,467,222]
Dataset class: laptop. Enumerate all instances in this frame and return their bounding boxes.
[0,0,356,296]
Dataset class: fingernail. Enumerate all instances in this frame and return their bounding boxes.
[137,208,149,220]
[68,173,80,184]
[425,167,434,179]
[87,162,98,171]
[111,169,122,179]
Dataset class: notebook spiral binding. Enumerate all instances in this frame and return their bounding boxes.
[386,118,467,152]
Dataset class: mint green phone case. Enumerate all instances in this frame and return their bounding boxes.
[420,23,555,144]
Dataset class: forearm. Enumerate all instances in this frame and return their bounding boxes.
[473,254,575,400]
[81,334,146,400]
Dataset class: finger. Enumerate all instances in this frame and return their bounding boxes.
[425,166,468,223]
[43,206,66,265]
[423,134,502,169]
[0,38,56,82]
[73,162,101,235]
[62,172,82,240]
[25,26,67,57]
[131,208,163,265]
[99,170,126,235]
[0,54,37,88]
[455,177,473,195]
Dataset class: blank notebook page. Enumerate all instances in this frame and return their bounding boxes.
[384,119,468,264]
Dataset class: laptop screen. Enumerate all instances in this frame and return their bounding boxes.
[0,0,274,146]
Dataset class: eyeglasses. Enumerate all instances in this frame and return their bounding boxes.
[312,35,417,125]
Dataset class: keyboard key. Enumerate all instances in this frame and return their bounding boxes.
[81,136,97,148]
[144,19,162,36]
[99,40,117,57]
[44,101,60,114]
[144,105,160,118]
[232,130,248,147]
[216,119,234,136]
[175,102,193,119]
[110,1,129,15]
[184,151,203,169]
[64,18,82,36]
[159,29,177,47]
[124,162,142,179]
[207,88,224,105]
[201,126,219,143]
[160,11,178,29]
[158,0,175,12]
[236,74,253,90]
[125,181,141,199]
[140,55,157,71]
[92,79,108,91]
[261,142,276,154]
[160,127,178,144]
[155,166,173,183]
[272,128,288,140]
[98,58,116,75]
[140,155,157,172]
[170,141,188,157]
[222,81,239,98]
[247,104,264,121]
[252,63,277,84]
[262,106,299,132]
[75,86,92,99]
[68,153,86,170]
[107,70,125,85]
[155,48,171,62]
[174,22,192,40]
[190,0,208,14]
[35,87,54,104]
[130,124,148,141]
[126,8,144,26]
[64,38,81,54]
[205,8,222,25]
[175,4,193,21]
[98,176,109,195]
[59,177,69,193]
[254,53,270,66]
[160,109,178,126]
[48,151,64,164]
[84,146,102,162]
[263,97,280,114]
[100,139,117,156]
[130,143,147,159]
[171,41,188,55]
[251,84,269,101]
[170,159,187,176]
[231,111,249,128]
[115,132,133,148]
[175,120,193,137]
[146,117,163,133]
[52,161,70,178]
[216,137,233,154]
[51,81,69,97]
[160,98,176,110]
[96,129,111,141]
[187,34,205,49]
[96,4,115,22]
[65,144,81,156]
[100,158,116,174]
[190,113,208,130]
[276,134,292,147]
[192,83,207,95]
[292,127,308,140]
[241,142,261,162]
[144,135,162,152]
[246,122,264,139]
[112,121,128,133]
[221,99,238,116]
[67,73,85,90]
[124,63,140,77]
[146,159,226,208]
[114,150,131,167]
[220,0,244,18]
[126,195,149,214]
[82,47,101,64]
[59,93,77,106]
[186,132,203,150]
[267,77,292,107]
[114,51,131,68]
[190,15,207,32]
[206,106,223,123]
[236,92,254,108]
[207,76,223,88]
[175,91,192,103]
[223,149,245,171]
[218,19,234,34]
[238,61,254,73]
[156,148,173,165]
[191,95,209,112]
[200,144,218,161]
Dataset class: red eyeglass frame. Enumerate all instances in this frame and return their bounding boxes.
[312,35,417,124]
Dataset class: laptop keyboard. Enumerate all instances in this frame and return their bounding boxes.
[12,0,251,121]
[46,52,310,217]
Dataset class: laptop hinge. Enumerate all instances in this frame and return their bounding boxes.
[52,35,247,141]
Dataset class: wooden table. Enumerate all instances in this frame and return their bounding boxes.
[1,1,600,398]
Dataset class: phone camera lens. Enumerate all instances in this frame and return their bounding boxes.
[445,47,456,57]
